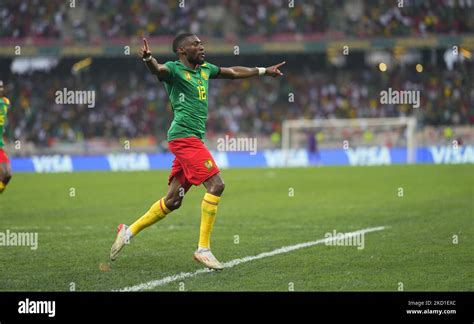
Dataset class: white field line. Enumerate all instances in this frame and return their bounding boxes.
[115,226,387,292]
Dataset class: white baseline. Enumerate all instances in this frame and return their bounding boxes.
[116,226,387,292]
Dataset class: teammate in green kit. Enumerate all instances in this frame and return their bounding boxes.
[0,80,12,194]
[110,34,285,270]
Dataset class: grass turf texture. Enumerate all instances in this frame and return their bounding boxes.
[1,164,472,291]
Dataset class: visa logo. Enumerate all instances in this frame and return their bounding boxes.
[264,149,309,167]
[107,153,150,171]
[345,147,391,166]
[429,145,474,164]
[32,155,73,173]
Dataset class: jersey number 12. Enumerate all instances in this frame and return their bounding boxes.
[197,86,206,100]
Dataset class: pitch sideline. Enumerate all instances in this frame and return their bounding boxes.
[115,226,388,291]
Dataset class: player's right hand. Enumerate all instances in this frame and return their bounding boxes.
[139,38,152,59]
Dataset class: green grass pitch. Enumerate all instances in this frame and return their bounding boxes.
[1,164,472,291]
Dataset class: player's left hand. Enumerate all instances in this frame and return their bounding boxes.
[265,61,286,77]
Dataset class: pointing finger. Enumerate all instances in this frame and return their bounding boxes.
[275,61,286,68]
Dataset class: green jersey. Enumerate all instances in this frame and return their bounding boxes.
[0,97,11,148]
[159,60,220,141]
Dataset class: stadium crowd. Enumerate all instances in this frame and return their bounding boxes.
[1,0,472,40]
[3,60,472,146]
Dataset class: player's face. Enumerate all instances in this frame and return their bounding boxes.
[184,36,205,65]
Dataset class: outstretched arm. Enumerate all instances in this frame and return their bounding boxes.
[139,38,171,80]
[217,61,286,79]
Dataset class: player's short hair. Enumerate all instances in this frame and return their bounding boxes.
[172,33,195,54]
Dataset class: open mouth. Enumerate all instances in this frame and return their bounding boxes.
[198,53,205,59]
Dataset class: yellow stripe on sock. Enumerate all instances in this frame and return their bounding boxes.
[204,193,221,204]
[160,198,171,214]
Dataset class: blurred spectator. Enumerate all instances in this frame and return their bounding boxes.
[1,0,472,40]
[3,57,472,146]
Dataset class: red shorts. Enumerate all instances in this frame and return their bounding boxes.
[0,149,10,164]
[168,137,220,190]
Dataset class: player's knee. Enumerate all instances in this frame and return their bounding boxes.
[0,165,10,179]
[0,171,8,182]
[165,196,183,211]
[208,181,225,196]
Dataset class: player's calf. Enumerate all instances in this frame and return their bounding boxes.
[197,174,225,254]
[128,197,172,237]
[0,163,12,194]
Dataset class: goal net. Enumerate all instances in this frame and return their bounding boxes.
[281,117,417,166]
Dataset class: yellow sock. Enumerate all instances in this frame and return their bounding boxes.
[0,182,5,193]
[129,197,171,235]
[198,193,221,249]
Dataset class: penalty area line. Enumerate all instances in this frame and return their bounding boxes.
[115,226,387,292]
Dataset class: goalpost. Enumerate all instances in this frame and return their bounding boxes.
[281,117,417,166]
